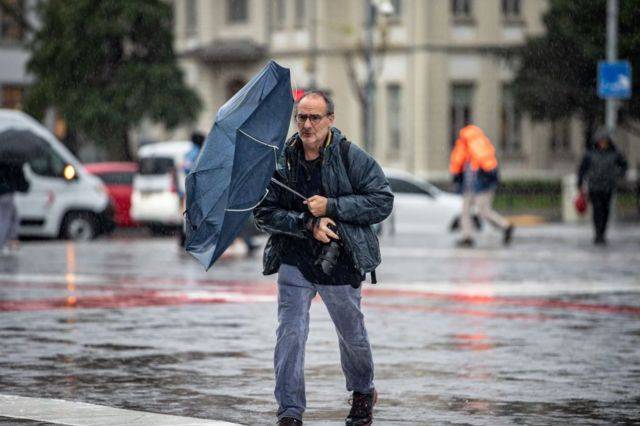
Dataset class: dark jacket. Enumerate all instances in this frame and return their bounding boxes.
[254,128,394,276]
[577,144,627,193]
[0,161,29,196]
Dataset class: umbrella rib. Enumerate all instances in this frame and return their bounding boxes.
[226,189,270,212]
[238,129,277,148]
[235,128,307,201]
[269,177,307,201]
[236,128,279,179]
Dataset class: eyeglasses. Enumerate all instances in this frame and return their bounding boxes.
[294,113,331,125]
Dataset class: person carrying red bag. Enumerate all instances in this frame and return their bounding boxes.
[577,128,627,245]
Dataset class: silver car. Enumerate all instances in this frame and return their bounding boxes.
[380,169,480,235]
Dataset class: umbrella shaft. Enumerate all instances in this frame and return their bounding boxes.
[270,177,307,201]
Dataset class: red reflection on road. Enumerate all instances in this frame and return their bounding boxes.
[0,290,276,312]
[362,288,640,316]
[452,333,494,351]
[0,277,639,317]
[362,301,552,321]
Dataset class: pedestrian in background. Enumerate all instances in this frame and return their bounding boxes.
[450,124,514,247]
[0,160,29,255]
[254,91,393,425]
[577,128,628,245]
[182,131,205,176]
[178,131,205,247]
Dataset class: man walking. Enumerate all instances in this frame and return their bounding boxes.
[254,91,393,425]
[449,124,513,247]
[577,128,627,245]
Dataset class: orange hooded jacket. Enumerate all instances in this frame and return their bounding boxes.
[449,125,498,175]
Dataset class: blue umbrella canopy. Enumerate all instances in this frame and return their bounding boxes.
[184,60,294,269]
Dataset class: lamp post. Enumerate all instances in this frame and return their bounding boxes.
[363,0,394,153]
[364,2,375,153]
[605,0,618,133]
[307,0,318,90]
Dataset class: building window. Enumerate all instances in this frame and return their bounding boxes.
[227,0,248,23]
[550,119,571,154]
[272,0,286,29]
[0,0,25,43]
[500,84,522,154]
[502,0,521,19]
[386,83,402,160]
[450,83,474,146]
[1,85,24,110]
[185,0,197,37]
[451,0,472,19]
[294,0,306,27]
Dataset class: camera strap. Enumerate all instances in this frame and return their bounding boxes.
[339,139,351,176]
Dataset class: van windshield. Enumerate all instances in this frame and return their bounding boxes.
[0,128,67,178]
[139,157,175,175]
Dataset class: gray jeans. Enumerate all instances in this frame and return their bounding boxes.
[0,193,18,249]
[461,190,509,239]
[275,264,374,421]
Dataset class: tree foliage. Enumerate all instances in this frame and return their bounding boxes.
[512,0,640,141]
[26,0,201,159]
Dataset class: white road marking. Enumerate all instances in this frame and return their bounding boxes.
[0,394,239,426]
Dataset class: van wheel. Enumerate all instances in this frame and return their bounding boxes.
[62,212,97,241]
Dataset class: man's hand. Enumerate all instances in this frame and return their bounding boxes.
[312,217,340,243]
[304,195,328,217]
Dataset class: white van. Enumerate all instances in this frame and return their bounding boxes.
[0,109,113,240]
[130,140,193,232]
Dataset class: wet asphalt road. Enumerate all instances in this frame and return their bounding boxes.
[0,224,639,425]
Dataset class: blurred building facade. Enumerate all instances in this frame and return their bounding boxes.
[166,0,596,180]
[4,0,627,181]
[0,0,33,111]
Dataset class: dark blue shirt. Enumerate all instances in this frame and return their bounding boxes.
[281,151,363,286]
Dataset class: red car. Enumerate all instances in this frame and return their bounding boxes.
[85,162,138,227]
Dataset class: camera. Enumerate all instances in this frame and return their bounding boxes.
[315,224,341,276]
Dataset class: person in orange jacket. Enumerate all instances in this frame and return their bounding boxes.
[450,125,514,247]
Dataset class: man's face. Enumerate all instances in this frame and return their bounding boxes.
[596,138,610,150]
[295,95,334,148]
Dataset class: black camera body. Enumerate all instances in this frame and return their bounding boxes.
[315,224,341,276]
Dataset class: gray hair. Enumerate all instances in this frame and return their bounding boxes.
[295,90,334,115]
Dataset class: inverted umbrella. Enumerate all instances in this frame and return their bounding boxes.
[185,60,295,269]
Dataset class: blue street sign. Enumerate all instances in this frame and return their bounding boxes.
[598,61,632,99]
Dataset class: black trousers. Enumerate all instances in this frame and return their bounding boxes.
[589,191,612,240]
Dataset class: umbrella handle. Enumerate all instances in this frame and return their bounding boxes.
[270,177,307,201]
